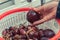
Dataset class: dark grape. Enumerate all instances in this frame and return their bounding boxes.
[19,29,26,35]
[5,29,9,33]
[9,27,14,31]
[44,29,55,38]
[33,32,39,38]
[38,29,44,37]
[27,10,40,23]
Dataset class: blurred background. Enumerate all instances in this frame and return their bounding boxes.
[0,0,59,14]
[0,0,56,23]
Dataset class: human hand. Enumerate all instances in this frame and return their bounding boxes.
[32,1,58,26]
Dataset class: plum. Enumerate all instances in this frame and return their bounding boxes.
[27,10,41,23]
[44,29,55,38]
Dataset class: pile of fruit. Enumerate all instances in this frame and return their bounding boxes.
[2,25,55,40]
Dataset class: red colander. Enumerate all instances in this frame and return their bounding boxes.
[0,7,60,40]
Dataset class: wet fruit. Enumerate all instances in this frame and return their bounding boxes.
[44,29,55,38]
[27,10,40,23]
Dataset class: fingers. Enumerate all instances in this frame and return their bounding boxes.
[32,6,44,13]
[32,19,45,26]
[32,9,56,26]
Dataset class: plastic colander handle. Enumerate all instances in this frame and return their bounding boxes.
[0,7,60,40]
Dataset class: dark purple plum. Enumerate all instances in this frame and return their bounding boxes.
[44,29,55,38]
[27,10,41,23]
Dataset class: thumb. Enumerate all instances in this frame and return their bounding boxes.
[30,6,44,13]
